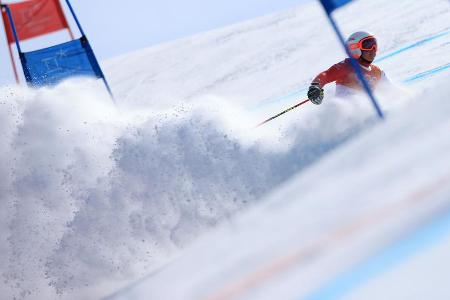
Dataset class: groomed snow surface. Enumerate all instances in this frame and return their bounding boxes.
[0,0,449,299]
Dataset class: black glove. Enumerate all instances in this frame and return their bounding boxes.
[307,83,324,105]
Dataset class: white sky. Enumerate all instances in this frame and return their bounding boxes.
[0,0,310,84]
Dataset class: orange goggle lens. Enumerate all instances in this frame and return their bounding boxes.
[359,36,377,51]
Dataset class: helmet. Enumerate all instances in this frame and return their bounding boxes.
[346,31,377,59]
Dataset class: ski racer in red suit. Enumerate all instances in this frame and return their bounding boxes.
[307,31,390,105]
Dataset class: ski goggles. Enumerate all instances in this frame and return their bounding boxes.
[349,36,377,51]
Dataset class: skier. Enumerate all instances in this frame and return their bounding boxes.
[307,31,389,105]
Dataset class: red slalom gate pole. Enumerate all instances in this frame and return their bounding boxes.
[255,98,310,127]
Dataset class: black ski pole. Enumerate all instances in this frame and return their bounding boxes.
[256,98,310,127]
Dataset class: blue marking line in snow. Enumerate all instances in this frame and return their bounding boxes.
[249,29,449,112]
[302,208,450,300]
[376,30,450,63]
[403,63,450,83]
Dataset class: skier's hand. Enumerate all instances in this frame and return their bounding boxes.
[307,83,324,105]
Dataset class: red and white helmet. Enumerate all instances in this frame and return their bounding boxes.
[346,31,377,59]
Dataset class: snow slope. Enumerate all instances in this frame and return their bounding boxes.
[0,0,449,299]
[107,78,450,300]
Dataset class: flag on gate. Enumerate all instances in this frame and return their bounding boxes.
[319,0,354,14]
[21,37,104,87]
[1,0,114,100]
[1,0,69,44]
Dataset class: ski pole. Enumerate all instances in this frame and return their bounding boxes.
[256,98,310,127]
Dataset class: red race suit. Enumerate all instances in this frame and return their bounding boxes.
[312,58,389,97]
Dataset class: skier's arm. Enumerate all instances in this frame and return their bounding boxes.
[311,63,345,88]
[308,63,345,105]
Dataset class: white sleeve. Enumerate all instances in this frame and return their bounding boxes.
[378,70,406,95]
[381,70,391,84]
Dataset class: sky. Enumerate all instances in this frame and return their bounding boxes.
[0,0,309,84]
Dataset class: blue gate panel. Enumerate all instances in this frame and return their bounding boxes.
[21,36,103,86]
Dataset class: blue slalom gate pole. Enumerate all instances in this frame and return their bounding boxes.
[1,5,20,52]
[1,4,33,82]
[64,0,115,102]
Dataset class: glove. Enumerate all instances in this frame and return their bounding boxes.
[307,83,324,105]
